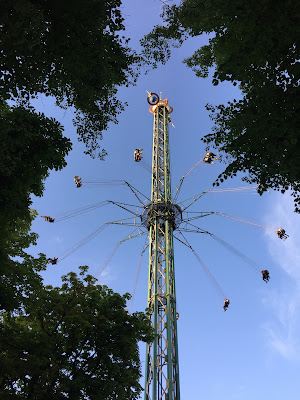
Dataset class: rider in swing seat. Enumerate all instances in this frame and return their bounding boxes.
[261,269,270,283]
[223,298,230,311]
[47,257,58,265]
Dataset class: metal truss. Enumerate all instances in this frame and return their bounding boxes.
[144,98,180,400]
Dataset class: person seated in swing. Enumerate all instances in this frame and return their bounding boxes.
[203,151,218,164]
[223,298,230,311]
[168,116,175,127]
[275,227,289,240]
[261,269,270,283]
[258,183,270,193]
[47,257,58,265]
[74,175,82,188]
[41,215,55,223]
[134,149,143,162]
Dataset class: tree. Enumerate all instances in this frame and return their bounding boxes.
[0,102,71,234]
[141,0,300,211]
[0,102,71,306]
[0,267,154,399]
[0,209,48,312]
[0,0,139,159]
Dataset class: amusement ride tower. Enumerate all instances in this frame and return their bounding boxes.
[143,93,180,400]
[41,92,287,400]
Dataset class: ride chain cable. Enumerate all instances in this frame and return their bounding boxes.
[191,249,226,299]
[177,232,226,299]
[216,212,275,229]
[184,157,204,178]
[140,160,152,173]
[178,222,267,274]
[172,158,205,201]
[209,233,267,273]
[208,186,257,193]
[59,223,108,261]
[97,242,121,279]
[129,254,144,312]
[55,201,109,222]
[130,238,149,311]
[81,179,126,188]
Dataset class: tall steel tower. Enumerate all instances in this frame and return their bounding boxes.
[42,92,283,400]
[142,93,181,400]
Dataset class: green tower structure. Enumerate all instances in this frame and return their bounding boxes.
[143,93,181,400]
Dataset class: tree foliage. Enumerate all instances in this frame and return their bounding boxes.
[0,101,71,231]
[0,5,154,396]
[0,267,154,399]
[0,210,47,312]
[0,102,71,305]
[141,0,300,211]
[0,0,138,158]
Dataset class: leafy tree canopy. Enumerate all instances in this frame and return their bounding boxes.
[141,0,300,211]
[0,0,138,158]
[0,101,71,231]
[0,102,71,303]
[0,266,154,399]
[0,209,47,312]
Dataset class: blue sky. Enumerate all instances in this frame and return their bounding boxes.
[29,1,300,399]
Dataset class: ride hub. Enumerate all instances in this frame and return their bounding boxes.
[141,200,182,231]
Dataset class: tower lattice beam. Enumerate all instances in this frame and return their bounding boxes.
[143,94,180,400]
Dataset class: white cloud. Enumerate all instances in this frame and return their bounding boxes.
[263,289,300,361]
[54,235,64,244]
[96,264,116,285]
[263,193,300,361]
